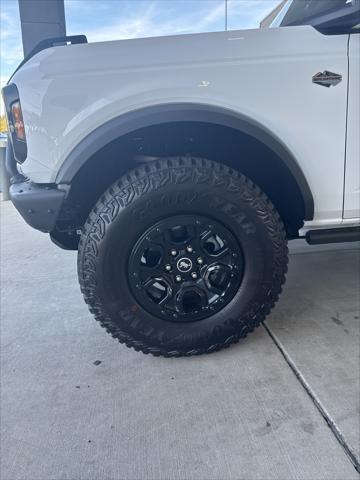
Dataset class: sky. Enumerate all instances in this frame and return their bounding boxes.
[0,0,280,94]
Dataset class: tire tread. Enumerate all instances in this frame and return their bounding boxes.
[78,157,288,357]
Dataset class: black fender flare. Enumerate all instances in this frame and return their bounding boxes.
[56,103,314,220]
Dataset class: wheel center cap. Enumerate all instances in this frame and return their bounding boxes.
[177,257,193,273]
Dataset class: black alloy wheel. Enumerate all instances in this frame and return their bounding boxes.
[128,215,244,322]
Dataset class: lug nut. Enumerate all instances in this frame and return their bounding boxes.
[175,275,182,282]
[165,264,172,272]
[197,257,203,265]
[186,245,193,253]
[171,249,177,256]
[191,272,198,279]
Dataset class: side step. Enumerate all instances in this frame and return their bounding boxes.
[306,226,360,245]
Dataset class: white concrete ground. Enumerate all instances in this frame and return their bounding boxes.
[1,201,359,480]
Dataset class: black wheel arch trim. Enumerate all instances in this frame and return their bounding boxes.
[55,103,314,221]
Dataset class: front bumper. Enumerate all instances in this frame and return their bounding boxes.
[10,180,66,233]
[6,144,65,233]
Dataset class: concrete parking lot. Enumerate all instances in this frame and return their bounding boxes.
[1,201,359,480]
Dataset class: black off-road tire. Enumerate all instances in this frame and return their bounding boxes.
[78,157,288,357]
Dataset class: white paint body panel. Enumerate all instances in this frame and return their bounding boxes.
[344,34,360,219]
[11,26,358,227]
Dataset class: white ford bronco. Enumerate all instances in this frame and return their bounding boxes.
[2,0,360,356]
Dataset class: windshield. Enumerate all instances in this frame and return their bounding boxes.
[271,0,360,33]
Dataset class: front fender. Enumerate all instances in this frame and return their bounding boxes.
[55,102,314,221]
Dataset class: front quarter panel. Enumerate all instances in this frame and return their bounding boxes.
[12,26,348,224]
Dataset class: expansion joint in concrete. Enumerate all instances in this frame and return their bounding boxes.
[263,322,360,474]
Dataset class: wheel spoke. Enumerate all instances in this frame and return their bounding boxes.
[143,277,171,305]
[204,264,232,294]
[175,287,208,315]
[138,243,164,273]
[200,231,229,258]
[164,224,195,245]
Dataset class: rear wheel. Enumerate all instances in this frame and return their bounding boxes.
[78,157,288,357]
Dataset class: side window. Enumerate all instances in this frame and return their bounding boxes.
[280,0,360,35]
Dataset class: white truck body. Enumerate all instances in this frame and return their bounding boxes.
[9,25,360,230]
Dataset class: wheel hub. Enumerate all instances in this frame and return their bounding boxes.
[177,257,193,273]
[128,215,244,322]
